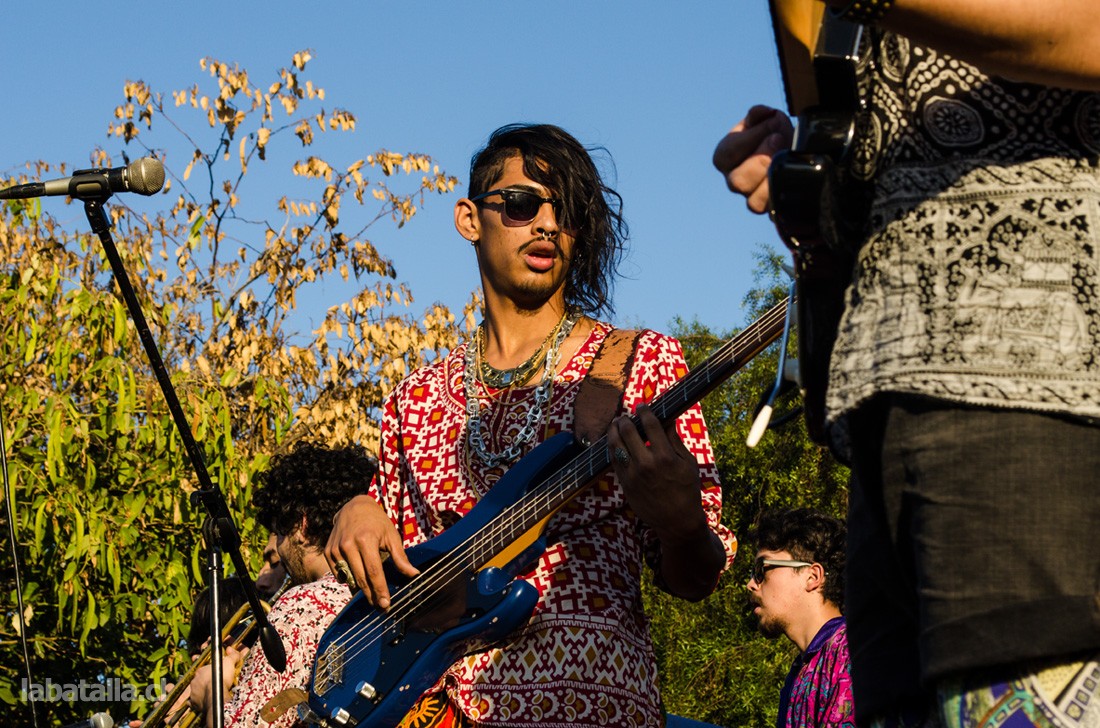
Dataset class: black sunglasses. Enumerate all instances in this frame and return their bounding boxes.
[752,556,813,584]
[470,187,564,224]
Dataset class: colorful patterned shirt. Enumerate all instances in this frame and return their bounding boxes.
[778,617,855,728]
[369,322,735,727]
[224,574,350,727]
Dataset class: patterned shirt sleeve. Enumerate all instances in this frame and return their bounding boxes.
[620,330,737,583]
[223,575,350,727]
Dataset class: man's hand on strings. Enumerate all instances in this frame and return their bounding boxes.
[607,405,709,542]
[607,405,726,601]
[325,494,419,610]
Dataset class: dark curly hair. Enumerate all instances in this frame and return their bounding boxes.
[750,508,847,611]
[468,123,627,317]
[252,443,376,549]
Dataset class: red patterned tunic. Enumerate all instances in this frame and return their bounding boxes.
[224,574,350,727]
[370,322,736,727]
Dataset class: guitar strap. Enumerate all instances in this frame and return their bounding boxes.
[572,327,644,447]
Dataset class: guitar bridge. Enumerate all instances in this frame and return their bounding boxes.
[313,642,345,696]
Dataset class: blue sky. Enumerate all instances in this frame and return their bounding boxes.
[1,1,789,336]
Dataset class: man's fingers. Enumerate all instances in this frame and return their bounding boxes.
[639,404,665,436]
[633,405,679,459]
[360,546,393,610]
[747,180,773,215]
[324,510,348,573]
[323,494,418,611]
[713,107,785,173]
[734,138,795,214]
[746,104,783,127]
[713,126,771,175]
[607,408,657,476]
[384,532,420,579]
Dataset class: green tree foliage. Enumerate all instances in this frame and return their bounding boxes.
[646,250,849,727]
[0,51,462,726]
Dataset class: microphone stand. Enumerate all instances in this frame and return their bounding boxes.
[79,192,286,728]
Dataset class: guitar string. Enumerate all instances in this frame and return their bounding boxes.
[319,301,789,686]
[321,436,607,675]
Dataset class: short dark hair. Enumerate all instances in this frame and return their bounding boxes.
[252,443,376,549]
[751,508,846,610]
[468,123,627,317]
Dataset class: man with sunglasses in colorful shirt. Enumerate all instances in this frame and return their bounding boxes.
[323,123,735,727]
[748,508,854,728]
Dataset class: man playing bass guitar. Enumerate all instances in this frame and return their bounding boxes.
[715,1,1100,727]
[324,123,734,727]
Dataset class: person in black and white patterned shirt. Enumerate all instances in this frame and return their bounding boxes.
[714,2,1100,726]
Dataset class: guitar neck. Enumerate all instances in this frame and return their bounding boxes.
[770,0,827,115]
[645,297,789,426]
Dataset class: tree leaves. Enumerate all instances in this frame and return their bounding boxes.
[0,50,460,724]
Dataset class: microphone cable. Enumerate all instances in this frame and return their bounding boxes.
[1,393,41,728]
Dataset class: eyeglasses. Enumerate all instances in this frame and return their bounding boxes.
[752,556,814,584]
[470,187,563,224]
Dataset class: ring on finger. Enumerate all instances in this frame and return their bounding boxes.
[613,447,630,467]
[334,559,355,585]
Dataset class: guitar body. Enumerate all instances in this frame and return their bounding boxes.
[307,432,581,728]
[767,2,864,444]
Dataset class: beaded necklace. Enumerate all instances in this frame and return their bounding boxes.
[464,312,578,467]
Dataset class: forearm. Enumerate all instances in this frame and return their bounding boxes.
[824,0,1100,89]
[654,517,727,602]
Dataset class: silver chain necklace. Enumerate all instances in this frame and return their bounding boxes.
[464,313,578,467]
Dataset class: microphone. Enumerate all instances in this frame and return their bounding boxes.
[0,158,164,200]
[59,712,114,728]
